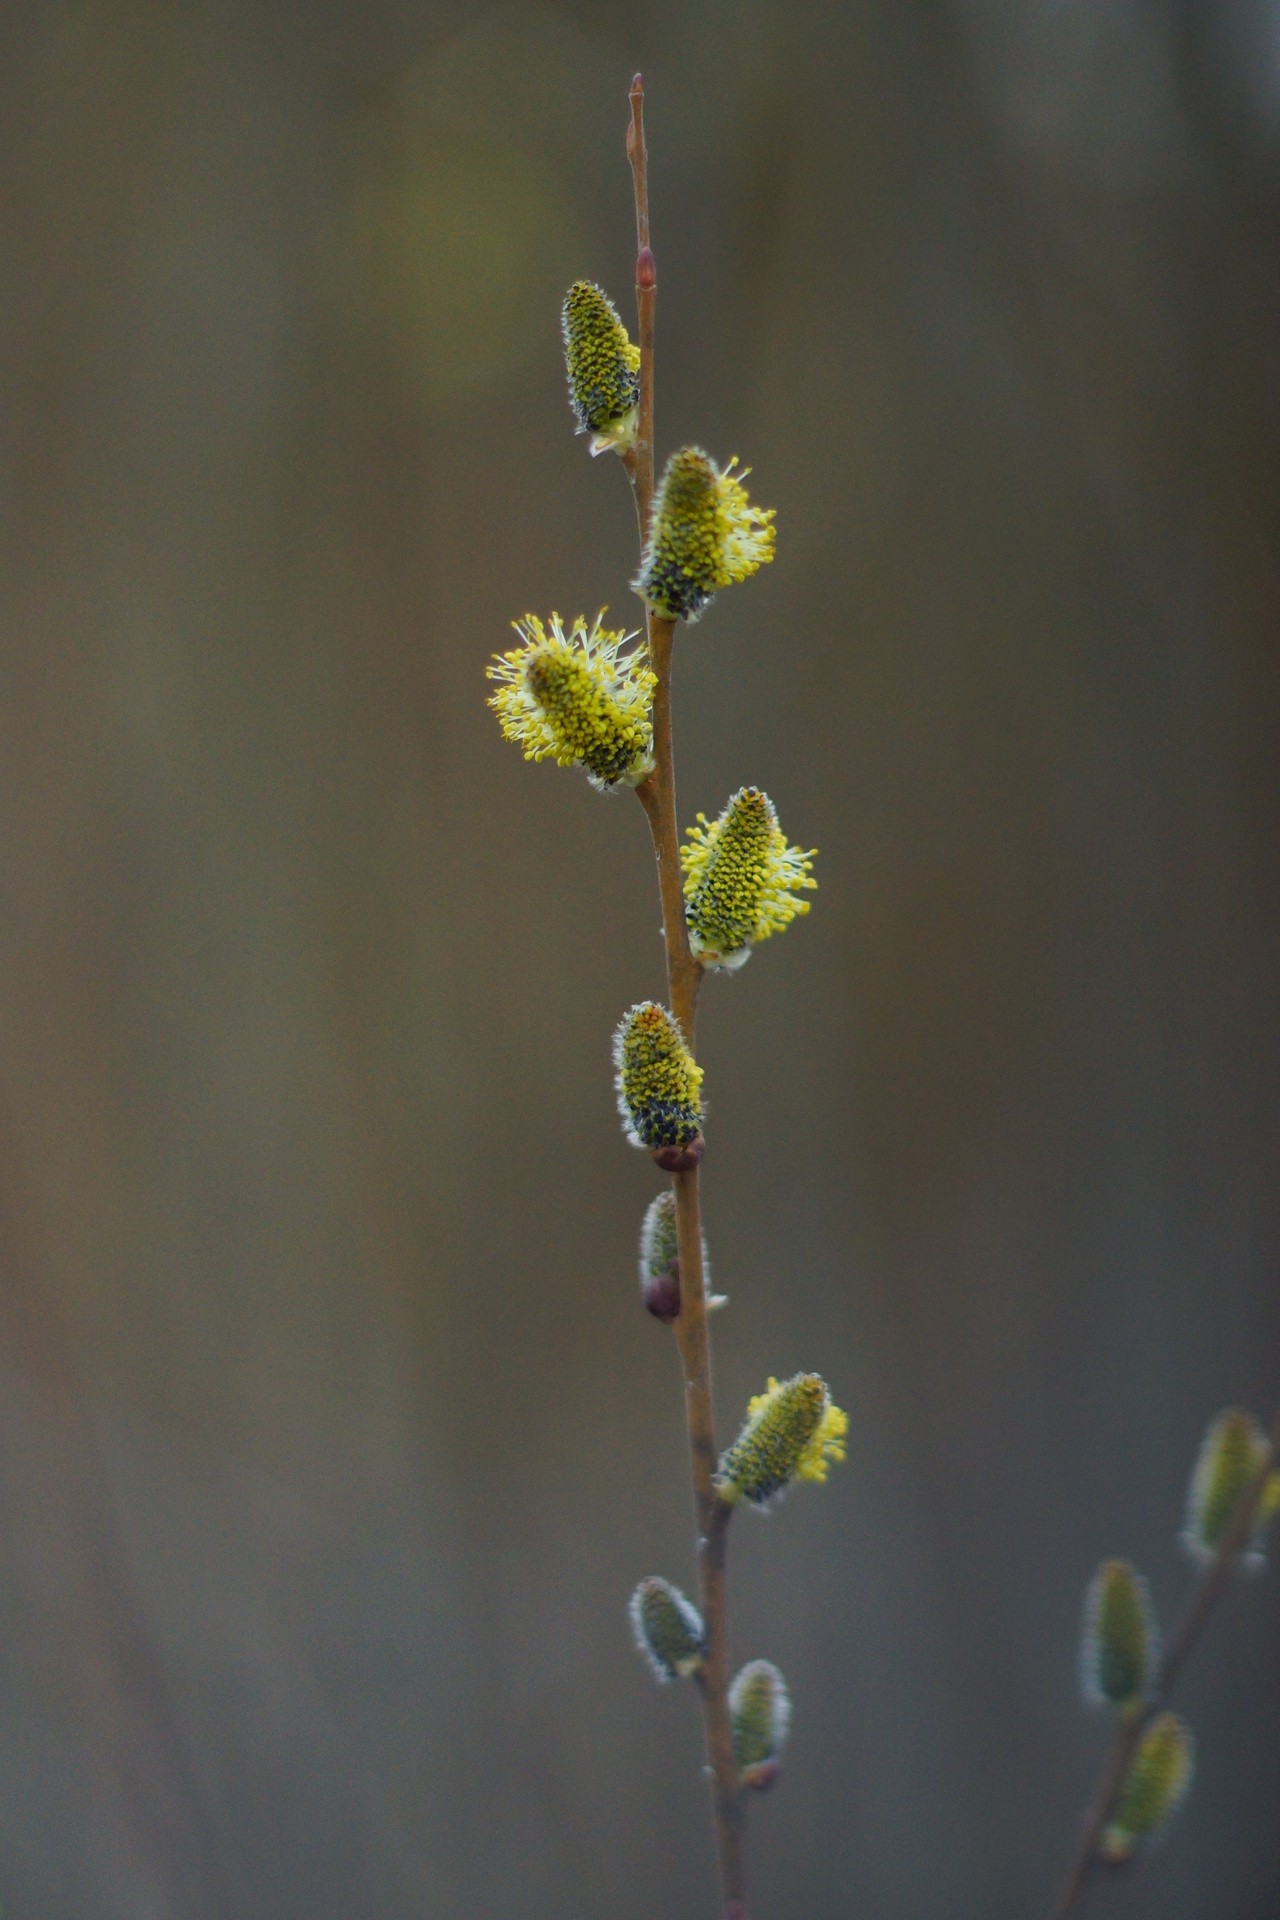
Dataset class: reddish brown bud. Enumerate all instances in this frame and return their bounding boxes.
[741,1759,780,1792]
[639,1190,717,1325]
[636,246,656,290]
[651,1135,703,1172]
[643,1270,681,1323]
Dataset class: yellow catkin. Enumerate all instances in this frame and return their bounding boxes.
[636,447,775,622]
[718,1374,847,1507]
[613,1003,704,1153]
[1101,1713,1194,1862]
[562,281,641,455]
[487,612,655,791]
[682,787,817,968]
[1182,1407,1280,1569]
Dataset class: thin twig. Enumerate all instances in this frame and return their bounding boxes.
[623,75,747,1920]
[622,74,657,543]
[1047,1404,1280,1920]
[636,625,702,1040]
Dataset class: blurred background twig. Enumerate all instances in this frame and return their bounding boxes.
[1049,1406,1280,1920]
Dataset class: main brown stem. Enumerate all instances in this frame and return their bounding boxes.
[1047,1403,1280,1920]
[625,74,747,1920]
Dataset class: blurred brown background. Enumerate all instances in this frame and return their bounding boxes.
[0,2,1278,1915]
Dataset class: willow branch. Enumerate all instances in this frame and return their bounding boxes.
[1047,1403,1280,1920]
[622,74,657,543]
[623,75,746,1920]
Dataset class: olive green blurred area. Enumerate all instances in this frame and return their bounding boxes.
[1,1,1278,1915]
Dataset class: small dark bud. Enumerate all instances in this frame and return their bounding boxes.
[742,1758,780,1793]
[651,1136,704,1172]
[643,1271,681,1323]
[637,246,656,290]
[639,1190,719,1324]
